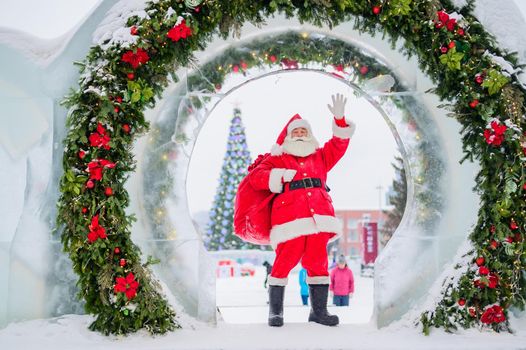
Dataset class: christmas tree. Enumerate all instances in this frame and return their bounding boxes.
[204,108,258,250]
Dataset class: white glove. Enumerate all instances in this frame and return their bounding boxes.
[327,93,347,119]
[282,169,296,183]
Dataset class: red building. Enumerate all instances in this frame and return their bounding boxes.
[333,209,388,258]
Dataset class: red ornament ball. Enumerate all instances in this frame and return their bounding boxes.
[475,257,485,266]
[81,207,88,214]
[469,99,479,108]
[457,28,465,36]
[475,75,484,84]
[458,299,466,306]
[116,96,123,103]
[195,6,200,13]
[506,236,514,243]
[114,107,120,113]
[490,225,496,233]
[510,220,518,230]
[114,247,121,254]
[448,41,456,49]
[78,150,86,159]
[523,183,526,190]
[490,240,499,249]
[130,26,139,35]
[127,72,135,80]
[122,124,131,134]
[240,61,248,70]
[372,6,381,15]
[440,46,448,54]
[269,55,277,63]
[359,65,369,75]
[119,258,126,267]
[86,180,95,189]
[105,187,113,196]
[232,65,239,73]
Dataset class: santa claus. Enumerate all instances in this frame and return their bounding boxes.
[248,93,356,327]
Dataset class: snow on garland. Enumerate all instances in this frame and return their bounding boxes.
[57,0,526,335]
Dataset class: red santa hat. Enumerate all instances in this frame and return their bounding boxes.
[271,114,313,156]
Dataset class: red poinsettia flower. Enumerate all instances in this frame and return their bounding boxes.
[114,272,140,300]
[121,48,150,69]
[436,11,458,32]
[89,123,111,150]
[87,159,116,181]
[484,120,507,146]
[488,273,499,289]
[480,305,506,324]
[281,58,299,69]
[167,20,192,42]
[87,215,107,243]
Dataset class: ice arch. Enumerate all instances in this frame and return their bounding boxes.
[1,0,526,329]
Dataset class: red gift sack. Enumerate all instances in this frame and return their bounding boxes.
[234,153,275,245]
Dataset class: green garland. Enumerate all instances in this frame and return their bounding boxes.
[57,0,525,335]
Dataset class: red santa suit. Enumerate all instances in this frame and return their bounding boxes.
[248,114,355,286]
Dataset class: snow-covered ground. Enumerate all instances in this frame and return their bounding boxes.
[217,266,373,324]
[1,265,525,350]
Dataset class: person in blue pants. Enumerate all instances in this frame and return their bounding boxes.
[299,267,309,305]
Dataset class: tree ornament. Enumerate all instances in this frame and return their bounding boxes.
[105,187,113,196]
[81,207,88,214]
[475,74,484,84]
[457,28,465,36]
[359,65,369,75]
[490,225,496,233]
[114,247,121,254]
[490,239,499,249]
[476,256,485,266]
[373,6,381,15]
[510,219,518,230]
[506,236,514,243]
[458,299,466,306]
[468,307,476,317]
[127,72,135,80]
[78,150,86,159]
[269,55,277,63]
[86,180,95,189]
[469,99,479,108]
[114,107,120,113]
[240,61,248,70]
[232,65,239,73]
[116,96,123,103]
[440,46,448,54]
[448,41,456,49]
[122,124,131,134]
[130,26,139,35]
[119,258,127,267]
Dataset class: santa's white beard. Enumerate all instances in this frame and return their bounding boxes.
[282,135,319,157]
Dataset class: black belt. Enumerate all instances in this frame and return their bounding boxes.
[288,177,323,190]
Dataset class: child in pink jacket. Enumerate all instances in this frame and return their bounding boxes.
[329,255,355,306]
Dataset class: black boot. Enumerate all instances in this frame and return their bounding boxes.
[268,285,285,327]
[308,284,339,326]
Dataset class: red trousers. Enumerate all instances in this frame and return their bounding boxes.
[268,232,332,286]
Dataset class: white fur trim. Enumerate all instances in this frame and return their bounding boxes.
[269,168,286,193]
[282,169,297,182]
[287,119,312,135]
[271,143,283,156]
[268,276,288,286]
[270,214,343,248]
[306,276,330,284]
[332,119,356,139]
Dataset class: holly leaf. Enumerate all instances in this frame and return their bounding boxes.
[389,0,412,16]
[439,48,465,70]
[481,69,509,95]
[142,87,154,102]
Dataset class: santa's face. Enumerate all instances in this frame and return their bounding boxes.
[282,129,319,157]
[291,127,308,138]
